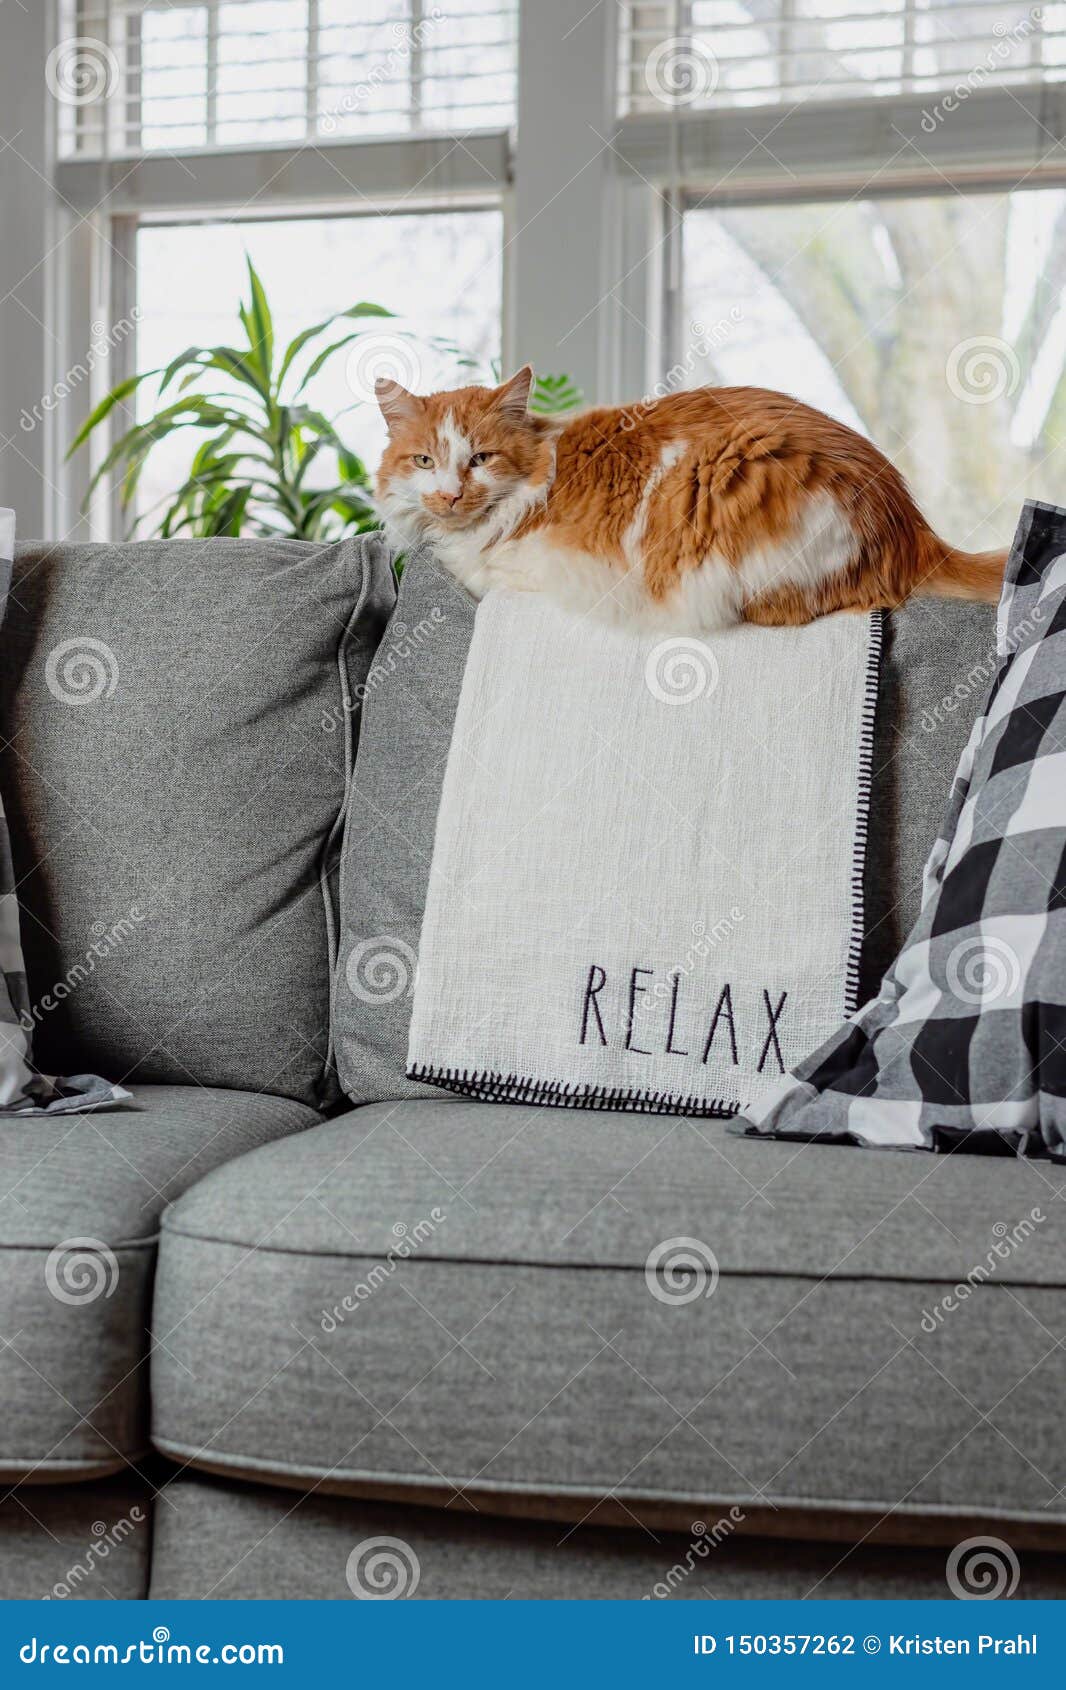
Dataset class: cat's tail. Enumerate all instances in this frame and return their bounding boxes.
[916,530,1007,605]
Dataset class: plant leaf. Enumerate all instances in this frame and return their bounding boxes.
[210,485,252,536]
[337,445,369,484]
[241,256,274,386]
[161,344,271,401]
[84,398,245,503]
[530,372,584,415]
[65,370,160,457]
[276,301,394,389]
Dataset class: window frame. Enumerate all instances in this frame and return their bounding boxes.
[40,0,632,538]
[22,0,1066,539]
[617,79,1066,378]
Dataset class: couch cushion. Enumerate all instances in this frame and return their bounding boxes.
[333,550,998,1106]
[147,1474,1066,1599]
[0,1084,318,1481]
[333,548,470,1107]
[862,591,1000,993]
[151,1101,1066,1538]
[0,1474,151,1599]
[1,534,395,1108]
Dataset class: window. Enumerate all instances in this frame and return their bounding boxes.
[42,0,517,537]
[620,0,1065,114]
[133,208,502,520]
[616,2,1066,549]
[20,1,1066,542]
[682,188,1066,548]
[62,0,518,155]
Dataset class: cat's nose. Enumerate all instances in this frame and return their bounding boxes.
[441,491,462,507]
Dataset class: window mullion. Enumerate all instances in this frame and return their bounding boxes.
[410,0,425,133]
[511,0,628,403]
[123,6,144,159]
[206,0,220,149]
[306,0,320,142]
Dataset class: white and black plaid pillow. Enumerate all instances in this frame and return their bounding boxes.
[736,500,1066,1160]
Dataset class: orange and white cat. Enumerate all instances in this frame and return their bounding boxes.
[375,366,1005,629]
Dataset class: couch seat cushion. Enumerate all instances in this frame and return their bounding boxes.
[0,1084,318,1481]
[148,1475,1066,1600]
[152,1102,1066,1540]
[0,1474,152,1600]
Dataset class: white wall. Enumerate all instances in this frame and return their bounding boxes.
[0,1,51,534]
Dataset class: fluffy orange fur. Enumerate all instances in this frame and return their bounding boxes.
[375,368,1005,629]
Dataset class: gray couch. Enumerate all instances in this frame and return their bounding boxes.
[2,536,1064,1603]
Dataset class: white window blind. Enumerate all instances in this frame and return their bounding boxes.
[620,0,1066,114]
[56,0,518,157]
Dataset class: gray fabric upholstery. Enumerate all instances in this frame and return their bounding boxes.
[152,1100,1066,1531]
[334,548,473,1105]
[1,535,396,1109]
[148,1475,1066,1600]
[334,548,998,1104]
[861,592,1001,996]
[0,1474,151,1599]
[0,1084,318,1480]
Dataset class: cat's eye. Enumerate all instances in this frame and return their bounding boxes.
[469,452,493,467]
[413,453,434,469]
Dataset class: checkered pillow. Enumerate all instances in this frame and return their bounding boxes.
[0,511,129,1115]
[736,501,1066,1161]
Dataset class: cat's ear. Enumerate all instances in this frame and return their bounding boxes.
[492,365,534,422]
[375,378,423,433]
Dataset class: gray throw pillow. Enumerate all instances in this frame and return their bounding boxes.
[1,533,396,1110]
[334,547,997,1108]
[1,509,129,1115]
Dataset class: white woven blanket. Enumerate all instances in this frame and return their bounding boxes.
[408,591,881,1116]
